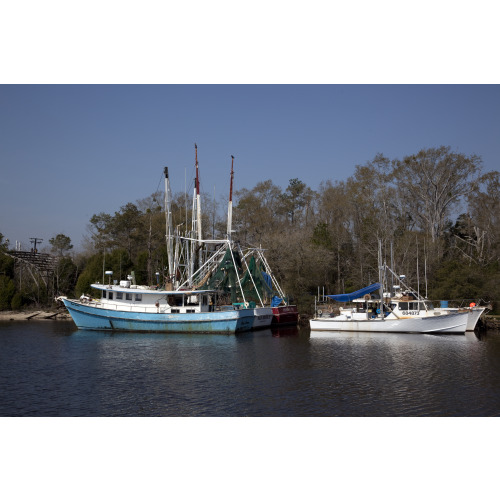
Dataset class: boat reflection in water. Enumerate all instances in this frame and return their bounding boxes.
[271,326,300,337]
[309,329,474,340]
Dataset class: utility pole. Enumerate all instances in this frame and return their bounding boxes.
[30,237,43,253]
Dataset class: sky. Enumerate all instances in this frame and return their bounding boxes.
[1,84,499,251]
[0,2,498,254]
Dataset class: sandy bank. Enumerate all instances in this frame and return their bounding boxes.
[0,310,72,321]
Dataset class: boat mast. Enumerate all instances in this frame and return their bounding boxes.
[378,239,385,320]
[390,241,394,295]
[164,166,175,285]
[189,144,202,285]
[195,144,202,255]
[227,155,234,241]
[416,235,420,299]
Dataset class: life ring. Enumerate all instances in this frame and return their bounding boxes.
[469,302,476,308]
[363,294,371,301]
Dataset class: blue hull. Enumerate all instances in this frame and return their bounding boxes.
[62,299,254,333]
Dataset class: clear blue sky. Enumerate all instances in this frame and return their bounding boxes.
[1,84,499,251]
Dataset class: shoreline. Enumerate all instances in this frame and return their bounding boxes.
[0,310,72,321]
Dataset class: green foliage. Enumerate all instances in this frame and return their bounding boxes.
[54,256,78,295]
[0,234,14,279]
[135,251,150,285]
[0,252,14,279]
[0,232,9,252]
[0,276,16,310]
[75,253,105,296]
[429,260,494,304]
[279,178,314,224]
[49,234,73,256]
[11,292,24,310]
[75,249,133,296]
[311,222,332,249]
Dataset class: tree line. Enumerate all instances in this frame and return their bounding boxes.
[1,146,499,314]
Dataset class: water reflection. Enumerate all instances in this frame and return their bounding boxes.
[2,322,500,416]
[271,326,300,337]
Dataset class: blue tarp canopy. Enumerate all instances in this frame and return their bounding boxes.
[271,296,283,307]
[325,283,381,302]
[262,272,273,293]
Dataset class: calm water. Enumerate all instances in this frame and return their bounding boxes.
[1,320,500,416]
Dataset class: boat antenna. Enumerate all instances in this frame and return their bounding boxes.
[416,235,420,299]
[424,237,428,298]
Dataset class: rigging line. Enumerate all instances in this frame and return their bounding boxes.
[237,243,264,307]
[148,170,167,212]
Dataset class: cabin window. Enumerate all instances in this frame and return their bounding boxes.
[186,309,195,313]
[202,295,207,306]
[171,309,180,314]
[134,294,142,302]
[108,292,113,300]
[409,302,419,311]
[126,293,132,301]
[102,290,106,299]
[399,302,408,311]
[116,292,123,300]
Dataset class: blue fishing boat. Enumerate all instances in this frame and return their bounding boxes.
[60,283,255,333]
[59,154,259,334]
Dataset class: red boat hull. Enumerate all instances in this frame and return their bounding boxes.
[271,305,298,326]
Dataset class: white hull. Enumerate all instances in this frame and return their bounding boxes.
[310,311,468,334]
[252,307,274,329]
[435,307,486,331]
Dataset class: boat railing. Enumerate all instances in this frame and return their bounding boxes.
[90,301,161,314]
[85,300,209,315]
[432,299,490,309]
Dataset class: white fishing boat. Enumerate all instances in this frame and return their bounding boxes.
[310,284,468,333]
[310,255,469,334]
